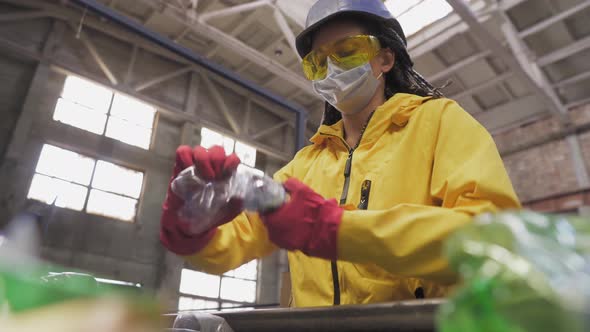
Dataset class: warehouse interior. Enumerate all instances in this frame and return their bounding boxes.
[0,0,589,330]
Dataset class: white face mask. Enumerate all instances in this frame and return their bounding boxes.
[312,59,382,115]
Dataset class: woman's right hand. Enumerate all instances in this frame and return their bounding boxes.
[160,145,242,255]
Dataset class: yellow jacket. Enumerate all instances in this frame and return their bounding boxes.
[183,93,520,307]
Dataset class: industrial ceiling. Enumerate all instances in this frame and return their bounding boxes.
[2,0,590,138]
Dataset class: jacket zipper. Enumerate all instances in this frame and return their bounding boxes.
[323,112,375,306]
[331,149,353,305]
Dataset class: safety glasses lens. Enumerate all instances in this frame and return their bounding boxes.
[302,35,380,81]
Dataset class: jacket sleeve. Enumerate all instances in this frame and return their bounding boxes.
[337,100,521,284]
[183,161,297,274]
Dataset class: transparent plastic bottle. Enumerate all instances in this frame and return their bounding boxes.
[437,210,590,332]
[171,165,286,234]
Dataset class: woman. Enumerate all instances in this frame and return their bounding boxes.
[160,0,520,307]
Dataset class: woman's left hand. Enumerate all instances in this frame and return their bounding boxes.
[260,178,343,259]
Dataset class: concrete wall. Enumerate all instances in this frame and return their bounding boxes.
[0,53,35,163]
[0,64,176,289]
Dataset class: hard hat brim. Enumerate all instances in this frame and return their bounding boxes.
[296,10,386,58]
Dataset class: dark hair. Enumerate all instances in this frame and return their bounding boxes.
[320,15,444,125]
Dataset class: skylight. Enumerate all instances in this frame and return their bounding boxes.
[385,0,453,37]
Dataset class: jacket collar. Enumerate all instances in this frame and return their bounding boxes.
[310,93,432,145]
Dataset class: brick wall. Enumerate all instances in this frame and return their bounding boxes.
[494,103,590,204]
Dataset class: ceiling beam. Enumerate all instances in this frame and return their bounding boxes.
[537,35,590,67]
[124,44,138,86]
[451,72,514,100]
[67,23,118,85]
[498,0,527,11]
[272,6,298,58]
[0,18,294,161]
[3,0,304,126]
[134,65,195,91]
[200,73,241,135]
[445,0,570,125]
[519,0,590,38]
[206,11,259,57]
[475,95,547,131]
[407,0,490,57]
[566,96,590,109]
[199,0,269,22]
[553,69,590,89]
[236,34,285,74]
[428,50,491,82]
[132,0,315,95]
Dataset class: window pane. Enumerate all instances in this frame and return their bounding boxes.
[180,269,220,298]
[105,117,153,150]
[220,277,256,302]
[234,260,258,281]
[110,94,156,128]
[53,98,108,135]
[200,128,223,149]
[222,137,235,154]
[61,76,112,113]
[92,161,143,198]
[178,297,219,311]
[200,127,235,153]
[234,141,256,167]
[27,174,88,211]
[35,144,95,185]
[86,189,137,221]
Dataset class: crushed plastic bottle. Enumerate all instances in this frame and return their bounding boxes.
[437,210,590,332]
[171,165,287,234]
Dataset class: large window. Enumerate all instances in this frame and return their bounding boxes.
[53,76,156,150]
[178,260,258,311]
[385,0,453,36]
[27,144,144,222]
[177,129,262,311]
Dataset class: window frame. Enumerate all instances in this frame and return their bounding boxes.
[54,75,157,150]
[27,143,146,223]
[178,261,259,312]
[199,127,260,170]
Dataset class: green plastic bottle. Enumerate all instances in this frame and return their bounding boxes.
[0,266,102,312]
[437,211,590,332]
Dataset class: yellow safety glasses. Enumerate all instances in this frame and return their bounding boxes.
[302,35,381,81]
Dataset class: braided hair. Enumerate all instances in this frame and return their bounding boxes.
[321,15,444,125]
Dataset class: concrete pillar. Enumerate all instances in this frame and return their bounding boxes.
[4,64,51,161]
[257,251,281,305]
[0,63,51,225]
[180,122,195,146]
[566,135,590,188]
[156,252,185,311]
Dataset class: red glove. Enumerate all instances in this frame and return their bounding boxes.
[160,145,242,255]
[261,178,343,260]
